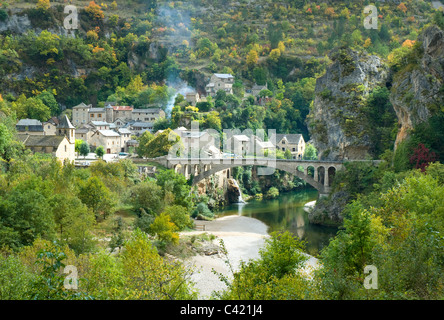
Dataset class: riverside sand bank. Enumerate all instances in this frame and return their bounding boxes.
[181,213,320,300]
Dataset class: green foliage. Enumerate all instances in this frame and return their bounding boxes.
[265,186,279,199]
[191,202,214,220]
[0,254,34,299]
[138,129,182,158]
[127,180,163,215]
[216,232,315,300]
[79,141,90,157]
[303,143,317,160]
[78,176,115,220]
[95,146,104,159]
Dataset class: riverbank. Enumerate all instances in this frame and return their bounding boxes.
[180,213,320,300]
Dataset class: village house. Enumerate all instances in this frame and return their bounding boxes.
[72,102,92,125]
[226,134,252,157]
[89,129,121,154]
[112,105,133,122]
[72,103,165,126]
[130,121,154,136]
[75,124,93,142]
[186,92,200,106]
[270,133,306,159]
[118,128,132,153]
[17,135,75,163]
[43,117,59,136]
[16,119,44,135]
[90,121,111,131]
[251,83,268,97]
[205,73,234,97]
[16,115,76,163]
[132,108,165,122]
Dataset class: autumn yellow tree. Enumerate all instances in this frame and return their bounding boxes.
[37,0,50,11]
[85,1,105,21]
[269,48,281,62]
[397,2,408,14]
[247,49,259,65]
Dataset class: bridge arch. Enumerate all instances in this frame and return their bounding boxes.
[190,162,328,193]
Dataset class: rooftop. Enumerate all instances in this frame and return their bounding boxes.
[57,115,75,129]
[214,73,234,79]
[16,119,42,127]
[270,133,303,145]
[97,130,120,137]
[113,106,133,111]
[73,102,91,109]
[91,121,110,126]
[17,134,66,147]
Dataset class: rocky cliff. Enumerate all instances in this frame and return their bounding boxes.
[390,25,444,148]
[307,47,389,160]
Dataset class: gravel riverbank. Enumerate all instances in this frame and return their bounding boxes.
[181,213,320,299]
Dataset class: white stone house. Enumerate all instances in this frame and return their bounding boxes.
[90,129,122,154]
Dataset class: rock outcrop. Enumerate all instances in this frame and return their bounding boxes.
[307,47,388,160]
[390,25,444,148]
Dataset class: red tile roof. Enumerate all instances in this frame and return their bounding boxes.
[112,106,133,111]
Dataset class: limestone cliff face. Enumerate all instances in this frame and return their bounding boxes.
[307,48,388,160]
[390,25,444,148]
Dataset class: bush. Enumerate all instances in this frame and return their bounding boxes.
[0,9,8,22]
[265,187,279,199]
[191,202,214,220]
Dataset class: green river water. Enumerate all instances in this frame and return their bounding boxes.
[216,188,338,256]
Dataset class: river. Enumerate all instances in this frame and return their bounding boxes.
[216,188,338,256]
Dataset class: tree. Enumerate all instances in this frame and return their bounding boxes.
[0,122,12,159]
[74,139,83,156]
[121,229,196,299]
[127,180,163,215]
[23,97,51,122]
[37,91,59,116]
[203,111,222,131]
[247,49,259,65]
[95,146,105,159]
[162,205,193,231]
[284,149,292,159]
[78,176,115,220]
[36,0,50,11]
[409,143,437,172]
[85,1,105,21]
[155,169,191,209]
[136,131,154,158]
[268,48,281,62]
[303,143,318,160]
[149,212,179,245]
[79,141,90,158]
[141,129,182,158]
[216,231,313,299]
[0,176,56,248]
[265,187,279,199]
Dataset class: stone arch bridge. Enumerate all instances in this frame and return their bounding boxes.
[142,156,380,196]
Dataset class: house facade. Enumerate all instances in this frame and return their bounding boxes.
[90,129,122,154]
[271,133,306,159]
[16,119,44,135]
[16,115,76,163]
[72,103,165,126]
[205,73,234,97]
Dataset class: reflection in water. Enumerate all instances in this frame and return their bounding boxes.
[216,188,338,256]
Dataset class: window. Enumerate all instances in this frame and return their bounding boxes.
[292,148,296,152]
[91,114,95,118]
[64,145,67,152]
[282,141,285,144]
[98,114,102,118]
